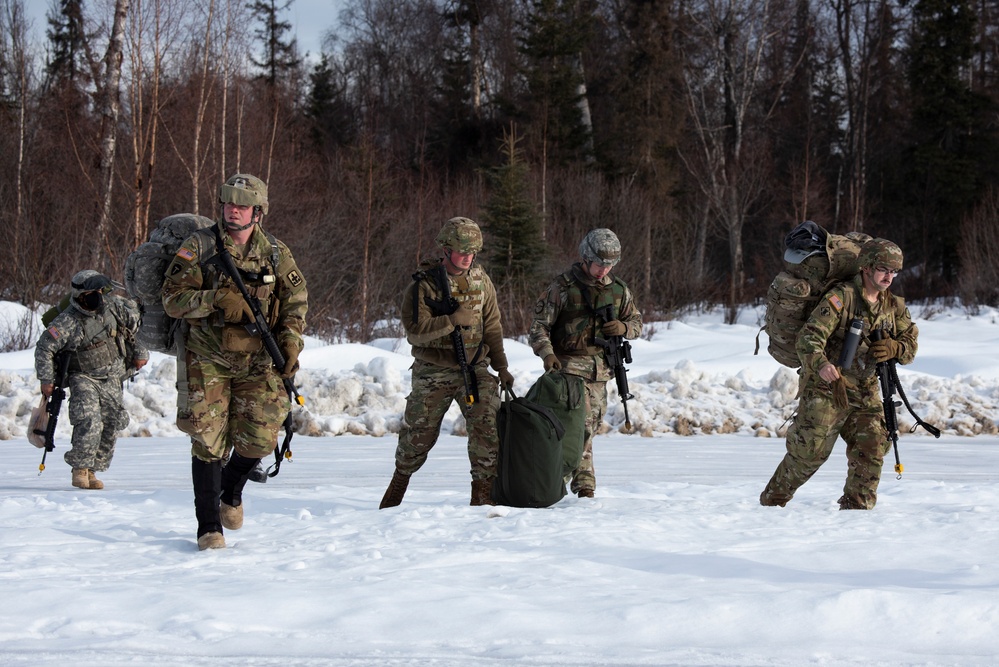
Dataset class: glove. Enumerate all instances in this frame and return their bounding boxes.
[280,341,301,378]
[215,286,253,324]
[832,376,849,411]
[498,368,514,392]
[868,338,901,363]
[543,354,562,372]
[601,320,626,337]
[448,303,475,328]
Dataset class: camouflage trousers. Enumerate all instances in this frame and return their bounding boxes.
[761,378,889,509]
[569,378,607,494]
[64,374,129,471]
[178,351,289,462]
[394,360,501,481]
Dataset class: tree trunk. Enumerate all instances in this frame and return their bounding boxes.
[92,0,131,270]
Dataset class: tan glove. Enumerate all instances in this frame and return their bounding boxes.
[215,286,253,323]
[868,338,902,363]
[543,354,562,372]
[601,320,626,337]
[498,368,514,391]
[832,376,849,411]
[448,303,475,328]
[280,340,301,378]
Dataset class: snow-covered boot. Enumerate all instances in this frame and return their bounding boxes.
[192,457,225,550]
[379,469,410,509]
[71,468,90,489]
[87,469,104,490]
[220,452,260,530]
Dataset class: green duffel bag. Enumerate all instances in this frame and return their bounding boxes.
[526,371,586,476]
[491,389,567,508]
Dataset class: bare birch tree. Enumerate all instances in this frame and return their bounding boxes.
[679,0,795,322]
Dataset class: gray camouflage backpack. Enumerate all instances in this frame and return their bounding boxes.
[124,213,215,354]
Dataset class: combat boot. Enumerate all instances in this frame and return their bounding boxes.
[71,468,90,489]
[379,469,410,509]
[192,457,225,550]
[220,452,261,531]
[470,478,496,506]
[87,469,104,490]
[576,488,594,499]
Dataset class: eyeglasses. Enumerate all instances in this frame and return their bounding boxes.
[875,266,900,277]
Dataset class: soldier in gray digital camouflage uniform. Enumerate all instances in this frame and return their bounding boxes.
[35,270,149,490]
[379,217,514,509]
[163,173,308,550]
[529,229,643,498]
[760,238,918,510]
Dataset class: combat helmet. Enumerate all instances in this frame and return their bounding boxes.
[435,217,483,253]
[70,270,113,299]
[218,173,268,215]
[859,238,903,271]
[579,228,622,267]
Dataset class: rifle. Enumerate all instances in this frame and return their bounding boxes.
[870,328,941,479]
[423,263,478,406]
[594,304,634,431]
[214,229,304,481]
[37,351,72,475]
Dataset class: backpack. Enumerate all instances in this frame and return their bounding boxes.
[124,213,215,354]
[491,389,567,508]
[524,371,586,477]
[757,220,870,368]
[41,293,73,327]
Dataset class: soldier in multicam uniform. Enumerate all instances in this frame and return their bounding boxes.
[35,270,149,489]
[379,217,514,509]
[163,174,308,550]
[760,238,918,510]
[529,229,643,499]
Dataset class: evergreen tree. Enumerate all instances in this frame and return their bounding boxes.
[44,0,89,91]
[249,0,301,89]
[305,54,356,152]
[518,0,596,165]
[897,0,998,285]
[480,126,546,328]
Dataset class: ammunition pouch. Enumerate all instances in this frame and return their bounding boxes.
[70,339,117,373]
[222,325,263,353]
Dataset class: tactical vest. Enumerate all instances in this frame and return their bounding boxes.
[187,226,282,330]
[418,264,488,352]
[552,270,627,357]
[823,279,905,381]
[68,308,127,374]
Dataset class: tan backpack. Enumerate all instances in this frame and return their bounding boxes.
[756,221,870,368]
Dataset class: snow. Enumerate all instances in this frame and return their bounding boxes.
[1,301,998,666]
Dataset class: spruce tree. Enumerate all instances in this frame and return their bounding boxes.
[480,126,546,327]
[900,0,998,285]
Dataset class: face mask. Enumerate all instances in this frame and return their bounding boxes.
[79,291,103,311]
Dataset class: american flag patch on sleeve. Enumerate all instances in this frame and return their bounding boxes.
[47,326,61,340]
[827,294,844,311]
[175,247,196,261]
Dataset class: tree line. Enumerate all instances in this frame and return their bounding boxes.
[2,0,999,348]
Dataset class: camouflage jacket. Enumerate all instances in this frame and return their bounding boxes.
[402,258,508,372]
[35,295,147,384]
[798,273,918,388]
[161,220,308,366]
[529,263,642,382]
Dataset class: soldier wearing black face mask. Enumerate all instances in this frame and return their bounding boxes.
[34,270,148,489]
